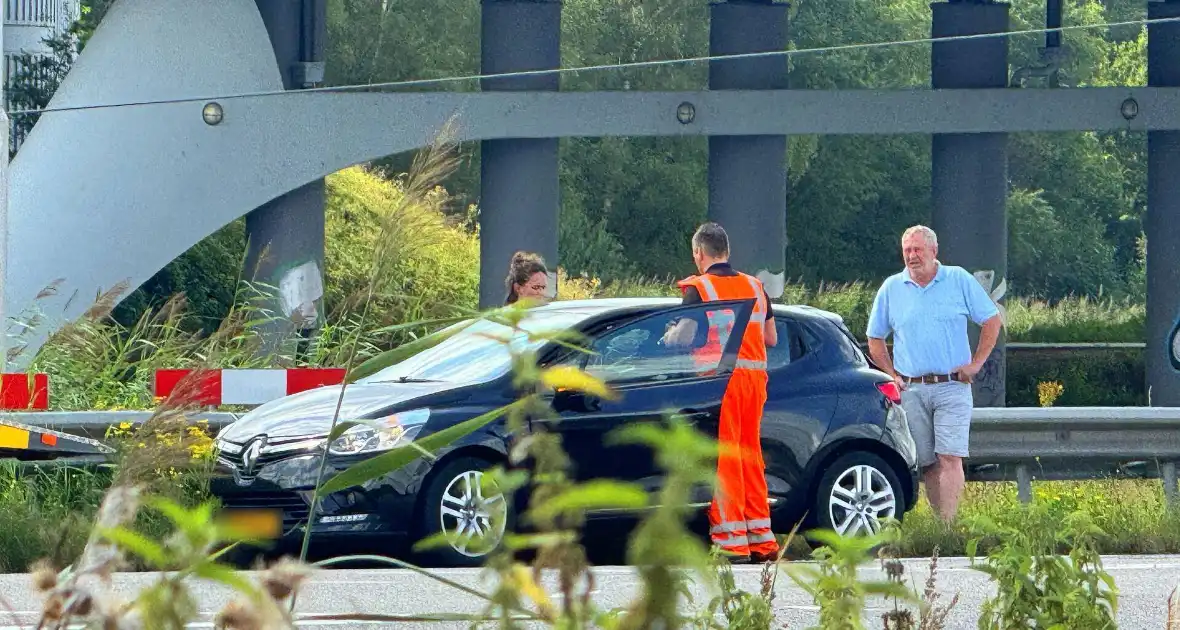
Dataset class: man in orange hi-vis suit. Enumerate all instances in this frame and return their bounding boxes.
[665,222,779,563]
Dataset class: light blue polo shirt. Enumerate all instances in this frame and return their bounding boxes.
[866,263,999,377]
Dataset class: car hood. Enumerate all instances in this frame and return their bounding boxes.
[216,380,468,442]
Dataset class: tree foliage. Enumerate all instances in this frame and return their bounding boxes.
[7,0,1157,315]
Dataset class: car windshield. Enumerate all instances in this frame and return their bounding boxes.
[359,309,596,384]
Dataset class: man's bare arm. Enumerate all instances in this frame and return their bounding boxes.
[972,314,1002,366]
[951,314,1002,382]
[867,337,900,382]
[763,318,777,347]
[663,318,698,347]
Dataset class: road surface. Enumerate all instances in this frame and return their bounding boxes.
[0,555,1175,628]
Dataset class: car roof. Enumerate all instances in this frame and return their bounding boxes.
[532,296,847,326]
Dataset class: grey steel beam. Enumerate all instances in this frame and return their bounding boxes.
[1149,1,1180,407]
[212,86,1180,141]
[12,78,1180,364]
[478,0,561,309]
[707,0,789,298]
[930,1,1010,408]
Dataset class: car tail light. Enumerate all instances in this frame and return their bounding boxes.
[876,381,902,405]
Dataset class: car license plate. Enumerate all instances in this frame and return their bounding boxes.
[222,509,282,539]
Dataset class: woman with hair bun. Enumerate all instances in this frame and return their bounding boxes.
[504,251,550,305]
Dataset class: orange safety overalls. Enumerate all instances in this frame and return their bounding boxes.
[677,271,778,558]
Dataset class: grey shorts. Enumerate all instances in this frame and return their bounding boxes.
[899,381,973,468]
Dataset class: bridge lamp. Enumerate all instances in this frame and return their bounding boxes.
[202,102,225,126]
[676,101,695,125]
[1120,97,1139,121]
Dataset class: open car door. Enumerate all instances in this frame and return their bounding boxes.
[533,298,757,504]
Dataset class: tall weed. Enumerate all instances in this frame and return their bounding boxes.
[965,506,1119,629]
[784,526,915,630]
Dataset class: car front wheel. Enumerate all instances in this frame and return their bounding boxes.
[415,455,512,567]
[812,451,902,538]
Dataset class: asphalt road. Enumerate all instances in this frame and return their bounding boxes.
[0,555,1175,629]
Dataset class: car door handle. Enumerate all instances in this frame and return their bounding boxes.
[677,408,709,423]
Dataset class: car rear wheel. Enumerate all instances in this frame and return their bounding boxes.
[415,455,512,567]
[812,451,901,539]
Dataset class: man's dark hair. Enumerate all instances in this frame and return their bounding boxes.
[692,222,729,258]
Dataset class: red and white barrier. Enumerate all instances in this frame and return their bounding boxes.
[0,373,48,410]
[154,368,346,406]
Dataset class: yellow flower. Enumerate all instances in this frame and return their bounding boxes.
[1037,381,1064,407]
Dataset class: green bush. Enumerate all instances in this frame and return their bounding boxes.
[1006,349,1145,407]
[565,276,1149,406]
[1006,295,1145,343]
[323,165,480,341]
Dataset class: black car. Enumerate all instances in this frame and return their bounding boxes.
[210,297,920,566]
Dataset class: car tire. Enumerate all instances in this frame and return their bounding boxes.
[811,451,903,541]
[413,455,514,568]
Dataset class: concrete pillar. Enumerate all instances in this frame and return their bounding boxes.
[244,0,327,358]
[1148,1,1180,406]
[478,0,561,309]
[929,1,1010,407]
[707,0,789,299]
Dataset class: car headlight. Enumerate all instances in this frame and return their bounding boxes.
[327,408,430,456]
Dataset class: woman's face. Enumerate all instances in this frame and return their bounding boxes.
[515,271,549,302]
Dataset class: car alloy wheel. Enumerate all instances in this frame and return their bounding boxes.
[439,469,507,557]
[827,463,897,536]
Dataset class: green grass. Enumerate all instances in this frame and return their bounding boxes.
[897,478,1180,557]
[0,463,107,573]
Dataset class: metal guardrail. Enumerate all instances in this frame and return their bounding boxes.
[1004,342,1146,350]
[2,410,241,439]
[960,407,1180,503]
[2,407,1178,505]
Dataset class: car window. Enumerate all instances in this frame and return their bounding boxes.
[569,302,749,384]
[766,316,809,370]
[360,310,594,384]
[829,321,869,367]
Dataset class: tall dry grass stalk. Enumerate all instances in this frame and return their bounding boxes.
[296,114,465,568]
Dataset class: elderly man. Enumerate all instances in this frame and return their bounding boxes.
[865,225,1002,521]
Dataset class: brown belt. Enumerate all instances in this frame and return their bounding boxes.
[900,373,966,385]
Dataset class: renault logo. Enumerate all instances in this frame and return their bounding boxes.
[240,435,268,476]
